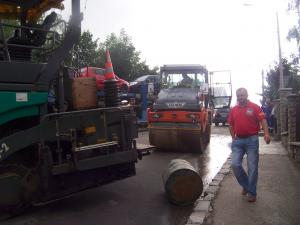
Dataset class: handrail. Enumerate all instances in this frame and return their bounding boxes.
[0,21,61,61]
[1,22,58,33]
[75,141,118,152]
[41,106,131,121]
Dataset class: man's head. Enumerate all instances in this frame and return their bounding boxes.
[236,87,248,106]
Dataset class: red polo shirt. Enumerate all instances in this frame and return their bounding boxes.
[227,100,265,137]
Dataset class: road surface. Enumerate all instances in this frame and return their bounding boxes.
[4,126,231,225]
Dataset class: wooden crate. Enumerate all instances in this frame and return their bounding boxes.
[72,77,97,110]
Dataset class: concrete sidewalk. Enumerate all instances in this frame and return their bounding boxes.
[205,138,300,225]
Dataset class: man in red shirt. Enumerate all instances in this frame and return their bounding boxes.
[228,88,270,202]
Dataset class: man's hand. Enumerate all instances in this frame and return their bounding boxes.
[264,134,271,144]
[261,119,270,144]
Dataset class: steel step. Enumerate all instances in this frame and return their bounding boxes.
[75,141,118,152]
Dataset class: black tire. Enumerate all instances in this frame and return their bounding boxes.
[215,122,219,126]
[0,164,36,220]
[222,122,225,126]
[120,85,128,93]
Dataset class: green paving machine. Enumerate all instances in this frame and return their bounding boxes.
[0,0,139,218]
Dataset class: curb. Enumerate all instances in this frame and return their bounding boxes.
[185,154,232,225]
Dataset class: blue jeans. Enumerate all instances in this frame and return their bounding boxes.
[231,135,259,197]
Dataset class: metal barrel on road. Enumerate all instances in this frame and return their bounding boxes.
[162,159,203,206]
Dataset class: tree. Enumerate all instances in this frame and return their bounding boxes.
[73,30,99,68]
[97,29,158,81]
[65,28,158,80]
[266,1,300,100]
[265,58,300,99]
[288,0,300,56]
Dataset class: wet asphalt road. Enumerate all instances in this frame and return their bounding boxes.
[4,126,231,225]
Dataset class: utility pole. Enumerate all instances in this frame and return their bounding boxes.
[276,12,284,89]
[242,4,284,88]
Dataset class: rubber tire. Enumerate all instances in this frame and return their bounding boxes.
[120,85,128,93]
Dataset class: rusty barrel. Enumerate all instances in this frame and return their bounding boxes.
[162,159,203,206]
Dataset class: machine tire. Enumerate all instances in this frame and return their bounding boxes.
[215,122,219,126]
[120,85,128,93]
[0,164,38,220]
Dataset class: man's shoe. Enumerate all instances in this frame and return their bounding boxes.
[241,188,247,195]
[247,195,256,202]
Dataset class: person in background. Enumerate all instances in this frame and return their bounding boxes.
[228,88,270,203]
[271,103,277,134]
[261,97,273,133]
[179,73,193,87]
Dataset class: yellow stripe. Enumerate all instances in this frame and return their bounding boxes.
[84,126,96,135]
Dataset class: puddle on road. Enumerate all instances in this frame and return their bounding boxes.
[135,127,232,225]
[137,127,233,190]
[191,134,232,189]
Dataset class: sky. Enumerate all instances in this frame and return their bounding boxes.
[58,0,298,105]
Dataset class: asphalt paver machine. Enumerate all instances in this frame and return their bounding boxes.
[0,0,139,218]
[148,64,212,152]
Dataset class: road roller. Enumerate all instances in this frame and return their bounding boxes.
[148,64,212,153]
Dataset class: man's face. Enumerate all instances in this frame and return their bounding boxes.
[236,89,248,105]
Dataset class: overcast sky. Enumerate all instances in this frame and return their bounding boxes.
[58,0,297,104]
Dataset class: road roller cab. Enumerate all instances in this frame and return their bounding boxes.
[148,64,212,152]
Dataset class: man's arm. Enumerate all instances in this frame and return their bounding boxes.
[227,110,234,139]
[260,119,271,144]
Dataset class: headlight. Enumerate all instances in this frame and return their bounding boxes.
[186,114,200,119]
[153,113,162,118]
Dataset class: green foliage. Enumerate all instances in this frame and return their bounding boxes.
[98,29,158,81]
[73,29,158,81]
[31,23,158,80]
[1,19,19,39]
[73,30,99,67]
[288,0,300,55]
[265,58,300,99]
[267,0,300,98]
[98,30,137,80]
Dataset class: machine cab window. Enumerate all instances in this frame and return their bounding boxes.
[162,72,206,88]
